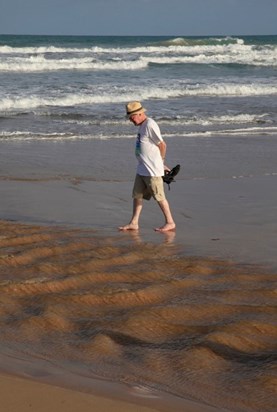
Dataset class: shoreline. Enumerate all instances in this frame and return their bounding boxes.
[0,371,159,412]
[0,369,222,412]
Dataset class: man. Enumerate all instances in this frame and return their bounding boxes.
[118,101,176,232]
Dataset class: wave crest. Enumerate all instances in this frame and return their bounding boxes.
[157,36,244,47]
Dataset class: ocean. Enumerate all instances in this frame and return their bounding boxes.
[1,34,277,181]
[0,35,277,412]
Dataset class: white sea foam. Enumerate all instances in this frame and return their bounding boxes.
[0,38,246,55]
[0,40,276,72]
[158,113,267,126]
[1,82,276,113]
[0,130,133,141]
[183,83,277,96]
[164,126,277,138]
[0,55,148,72]
[2,124,276,142]
[0,131,73,140]
[0,37,250,56]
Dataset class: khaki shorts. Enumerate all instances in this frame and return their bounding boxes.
[132,174,166,202]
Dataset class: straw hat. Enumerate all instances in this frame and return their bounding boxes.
[126,101,146,118]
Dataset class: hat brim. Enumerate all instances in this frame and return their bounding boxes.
[126,107,146,118]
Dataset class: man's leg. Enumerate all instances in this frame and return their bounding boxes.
[155,199,176,232]
[118,198,143,230]
[147,176,176,232]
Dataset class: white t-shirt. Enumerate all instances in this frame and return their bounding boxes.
[135,118,164,176]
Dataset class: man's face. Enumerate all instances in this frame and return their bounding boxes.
[129,112,144,125]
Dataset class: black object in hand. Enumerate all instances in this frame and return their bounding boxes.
[162,164,180,189]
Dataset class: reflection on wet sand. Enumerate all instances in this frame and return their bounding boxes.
[118,228,176,245]
[0,220,276,412]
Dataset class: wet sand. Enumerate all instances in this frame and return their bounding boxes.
[0,177,276,412]
[0,367,224,412]
[0,372,160,412]
[0,217,232,412]
[1,174,277,267]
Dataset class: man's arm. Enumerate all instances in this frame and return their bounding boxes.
[158,140,167,161]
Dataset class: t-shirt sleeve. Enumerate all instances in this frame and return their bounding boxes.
[147,119,163,145]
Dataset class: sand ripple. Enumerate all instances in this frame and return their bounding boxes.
[0,220,276,411]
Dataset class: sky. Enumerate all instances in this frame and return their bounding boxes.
[1,0,277,36]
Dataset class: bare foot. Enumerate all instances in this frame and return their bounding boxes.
[118,223,139,231]
[154,223,176,232]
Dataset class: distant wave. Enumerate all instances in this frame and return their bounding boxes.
[0,39,276,72]
[1,83,277,112]
[181,83,277,96]
[0,51,275,73]
[0,45,135,55]
[0,37,245,54]
[157,36,245,47]
[0,94,121,111]
[0,56,148,72]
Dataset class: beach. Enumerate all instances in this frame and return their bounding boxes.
[0,212,234,412]
[1,165,277,412]
[1,34,277,411]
